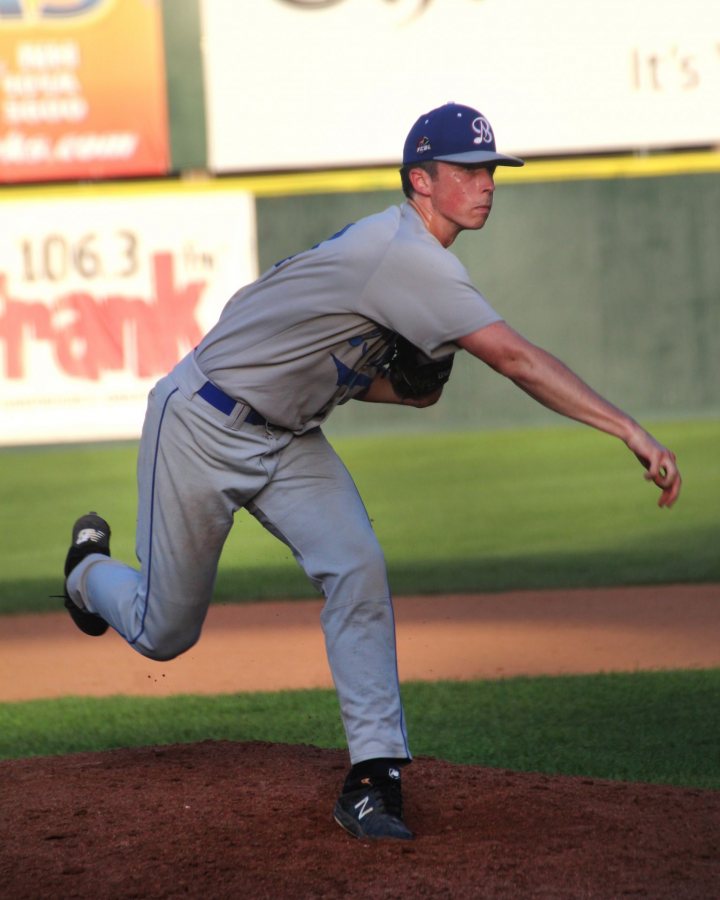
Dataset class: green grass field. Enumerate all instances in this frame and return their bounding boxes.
[1,670,718,789]
[1,419,718,613]
[1,420,717,785]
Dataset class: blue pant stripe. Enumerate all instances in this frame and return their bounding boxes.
[128,387,178,647]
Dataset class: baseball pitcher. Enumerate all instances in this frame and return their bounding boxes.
[62,102,681,840]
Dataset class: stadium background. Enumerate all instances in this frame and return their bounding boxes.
[1,0,718,445]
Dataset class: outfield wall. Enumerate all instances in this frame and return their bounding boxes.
[256,166,720,437]
[2,1,718,446]
[1,158,718,445]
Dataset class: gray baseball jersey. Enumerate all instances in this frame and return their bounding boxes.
[195,202,502,431]
[66,201,502,767]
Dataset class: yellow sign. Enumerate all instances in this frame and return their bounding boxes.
[0,0,169,182]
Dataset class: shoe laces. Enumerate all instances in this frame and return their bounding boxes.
[368,776,403,819]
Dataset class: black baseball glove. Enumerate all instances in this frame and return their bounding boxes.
[388,336,455,399]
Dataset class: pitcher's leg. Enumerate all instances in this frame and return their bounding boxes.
[67,382,238,660]
[248,429,410,764]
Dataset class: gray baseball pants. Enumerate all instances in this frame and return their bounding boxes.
[66,352,410,764]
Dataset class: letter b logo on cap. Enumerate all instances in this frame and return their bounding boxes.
[472,116,494,146]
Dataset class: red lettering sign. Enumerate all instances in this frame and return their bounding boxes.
[0,253,206,379]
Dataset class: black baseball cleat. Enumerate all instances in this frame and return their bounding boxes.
[333,770,414,840]
[62,512,111,637]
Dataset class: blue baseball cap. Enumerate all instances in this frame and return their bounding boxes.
[403,102,524,167]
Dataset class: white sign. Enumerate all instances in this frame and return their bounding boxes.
[0,188,257,445]
[201,0,720,171]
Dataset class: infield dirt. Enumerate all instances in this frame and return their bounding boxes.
[1,583,719,899]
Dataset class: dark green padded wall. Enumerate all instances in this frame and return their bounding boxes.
[255,173,720,435]
[161,0,207,173]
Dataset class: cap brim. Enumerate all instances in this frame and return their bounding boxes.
[433,150,525,167]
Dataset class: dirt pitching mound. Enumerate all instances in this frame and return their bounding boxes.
[1,740,718,899]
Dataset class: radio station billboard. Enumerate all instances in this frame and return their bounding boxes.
[0,0,169,182]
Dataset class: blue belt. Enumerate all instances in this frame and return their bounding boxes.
[197,381,269,426]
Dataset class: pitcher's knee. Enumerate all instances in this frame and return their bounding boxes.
[357,537,388,581]
[129,624,201,662]
[323,543,389,603]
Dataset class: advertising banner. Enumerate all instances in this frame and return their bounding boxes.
[0,0,169,182]
[0,188,257,445]
[201,0,720,172]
